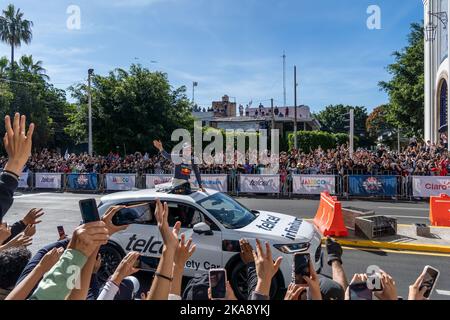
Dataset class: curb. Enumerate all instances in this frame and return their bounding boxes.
[323,238,450,254]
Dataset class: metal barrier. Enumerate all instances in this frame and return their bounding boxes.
[14,171,450,199]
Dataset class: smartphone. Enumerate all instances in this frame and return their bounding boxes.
[113,203,152,226]
[133,255,156,271]
[79,199,100,223]
[293,253,310,285]
[419,266,440,298]
[57,226,65,238]
[209,268,227,299]
[349,282,373,300]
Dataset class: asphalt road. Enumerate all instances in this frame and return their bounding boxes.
[3,191,449,300]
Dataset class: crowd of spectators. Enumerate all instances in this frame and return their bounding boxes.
[0,137,448,177]
[0,113,444,302]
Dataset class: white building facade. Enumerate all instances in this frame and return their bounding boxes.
[424,0,449,149]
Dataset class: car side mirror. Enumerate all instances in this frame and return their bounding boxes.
[193,222,213,236]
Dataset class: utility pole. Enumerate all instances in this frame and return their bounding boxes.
[294,65,298,150]
[88,69,94,156]
[271,98,275,131]
[192,81,198,105]
[282,52,286,108]
[349,108,354,158]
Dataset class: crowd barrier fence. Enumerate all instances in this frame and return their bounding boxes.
[14,172,450,199]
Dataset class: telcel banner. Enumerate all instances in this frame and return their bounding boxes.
[239,175,280,193]
[292,175,336,195]
[18,171,29,189]
[146,174,173,189]
[348,175,397,196]
[106,174,136,191]
[189,174,228,192]
[35,173,62,189]
[413,176,450,197]
[67,173,98,190]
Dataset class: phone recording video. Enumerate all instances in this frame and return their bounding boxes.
[113,203,152,226]
[79,199,100,223]
[293,253,310,285]
[419,266,440,298]
[57,225,65,238]
[349,282,373,300]
[209,268,227,299]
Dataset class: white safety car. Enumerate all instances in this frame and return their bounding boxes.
[97,186,323,299]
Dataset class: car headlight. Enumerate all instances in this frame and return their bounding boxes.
[273,242,310,254]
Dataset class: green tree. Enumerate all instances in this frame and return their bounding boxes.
[366,104,395,139]
[314,104,372,147]
[379,22,424,138]
[18,55,49,80]
[0,4,33,70]
[66,64,194,154]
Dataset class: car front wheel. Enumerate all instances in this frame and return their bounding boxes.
[98,243,124,282]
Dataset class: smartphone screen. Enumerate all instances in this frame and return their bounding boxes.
[349,282,373,300]
[133,255,157,271]
[57,225,65,237]
[113,203,152,226]
[209,269,227,299]
[420,266,440,298]
[293,253,310,285]
[79,199,100,223]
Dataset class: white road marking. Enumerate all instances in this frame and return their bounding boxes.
[383,215,429,220]
[13,193,52,199]
[436,289,450,296]
[378,206,428,211]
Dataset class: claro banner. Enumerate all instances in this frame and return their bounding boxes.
[239,175,280,193]
[106,174,136,191]
[292,175,336,195]
[35,173,62,189]
[413,176,450,197]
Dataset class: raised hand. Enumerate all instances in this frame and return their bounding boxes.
[408,272,428,300]
[1,232,33,250]
[101,205,127,235]
[284,283,304,300]
[253,239,283,297]
[23,224,36,237]
[111,252,140,286]
[3,113,35,176]
[301,259,322,300]
[154,198,180,252]
[22,208,44,225]
[239,238,254,265]
[0,223,11,245]
[67,221,109,257]
[374,270,398,301]
[153,140,163,152]
[174,233,196,268]
[37,247,65,273]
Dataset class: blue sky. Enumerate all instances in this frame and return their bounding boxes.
[0,0,423,112]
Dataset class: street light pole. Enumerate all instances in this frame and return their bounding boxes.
[192,81,198,105]
[271,98,275,131]
[88,68,94,156]
[294,65,298,150]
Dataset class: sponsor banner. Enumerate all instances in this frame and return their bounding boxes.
[35,173,62,189]
[348,175,397,196]
[145,174,173,189]
[189,174,228,192]
[67,173,98,190]
[239,175,280,194]
[18,171,29,189]
[292,175,336,195]
[106,174,136,191]
[413,176,450,197]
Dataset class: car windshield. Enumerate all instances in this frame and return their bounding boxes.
[197,193,257,229]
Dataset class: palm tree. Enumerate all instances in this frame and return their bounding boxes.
[19,54,49,80]
[0,4,33,70]
[0,56,9,77]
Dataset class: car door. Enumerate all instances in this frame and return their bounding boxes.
[112,200,162,269]
[166,201,223,277]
